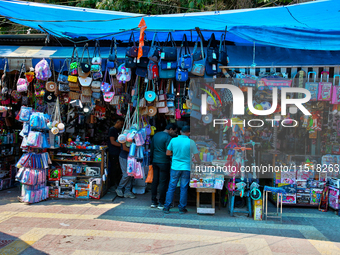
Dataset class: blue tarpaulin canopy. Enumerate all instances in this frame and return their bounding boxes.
[0,0,340,50]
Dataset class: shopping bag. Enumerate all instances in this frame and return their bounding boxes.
[145,165,154,183]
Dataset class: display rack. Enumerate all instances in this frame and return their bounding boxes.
[49,147,108,199]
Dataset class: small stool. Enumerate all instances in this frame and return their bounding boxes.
[263,186,286,223]
[196,188,215,214]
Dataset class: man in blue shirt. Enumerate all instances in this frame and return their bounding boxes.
[150,123,178,209]
[163,126,201,214]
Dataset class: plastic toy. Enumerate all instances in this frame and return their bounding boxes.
[224,136,239,160]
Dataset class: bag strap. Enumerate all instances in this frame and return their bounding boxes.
[179,34,190,56]
[103,66,108,83]
[219,34,226,52]
[59,58,68,73]
[207,33,216,48]
[19,63,25,78]
[164,32,176,47]
[151,33,160,47]
[81,43,90,64]
[193,34,205,58]
[71,45,78,63]
[129,32,136,47]
[93,40,101,58]
[50,59,56,83]
[109,37,116,55]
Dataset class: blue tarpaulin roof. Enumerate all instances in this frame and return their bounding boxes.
[0,0,340,50]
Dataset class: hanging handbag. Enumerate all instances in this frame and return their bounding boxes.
[126,32,138,58]
[69,45,79,76]
[137,57,149,68]
[218,33,229,66]
[206,33,219,65]
[178,34,192,70]
[79,43,91,78]
[147,61,159,80]
[136,67,147,78]
[158,62,176,79]
[158,80,167,101]
[205,58,218,77]
[45,60,57,92]
[176,67,189,82]
[92,40,102,65]
[160,32,177,61]
[100,68,112,93]
[59,83,70,92]
[145,80,156,102]
[191,34,205,77]
[125,56,136,68]
[148,33,161,63]
[192,35,204,62]
[17,63,28,92]
[58,59,69,83]
[141,33,150,58]
[108,37,117,62]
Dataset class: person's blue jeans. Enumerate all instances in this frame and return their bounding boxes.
[164,169,190,210]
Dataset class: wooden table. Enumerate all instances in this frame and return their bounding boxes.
[196,188,216,214]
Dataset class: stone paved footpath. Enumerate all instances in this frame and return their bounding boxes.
[1,187,340,255]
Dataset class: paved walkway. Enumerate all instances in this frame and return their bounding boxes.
[0,187,340,255]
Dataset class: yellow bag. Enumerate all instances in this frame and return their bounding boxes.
[145,165,153,183]
[150,126,156,136]
[68,75,78,83]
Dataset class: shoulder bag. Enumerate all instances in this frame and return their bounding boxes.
[160,32,177,61]
[218,33,229,66]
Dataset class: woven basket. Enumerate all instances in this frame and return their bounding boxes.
[81,87,92,96]
[69,91,80,100]
[69,81,80,91]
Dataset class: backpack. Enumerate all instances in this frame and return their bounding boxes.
[116,63,131,83]
[35,59,51,81]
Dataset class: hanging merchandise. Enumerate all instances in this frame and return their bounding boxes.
[191,34,205,77]
[125,32,138,68]
[145,80,156,102]
[118,105,132,143]
[148,33,161,63]
[147,61,159,80]
[176,34,191,82]
[305,71,318,101]
[331,75,340,104]
[17,63,29,93]
[103,76,115,102]
[318,71,332,101]
[69,45,79,76]
[178,34,192,70]
[78,43,92,79]
[117,63,131,83]
[45,60,57,92]
[218,32,229,66]
[35,58,52,81]
[205,33,219,77]
[159,32,177,79]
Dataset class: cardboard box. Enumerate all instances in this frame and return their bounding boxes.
[49,186,59,198]
[282,194,296,204]
[48,168,61,181]
[58,185,75,198]
[75,183,90,199]
[89,178,102,199]
[278,183,297,193]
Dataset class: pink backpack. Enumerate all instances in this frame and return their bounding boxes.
[35,59,51,81]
